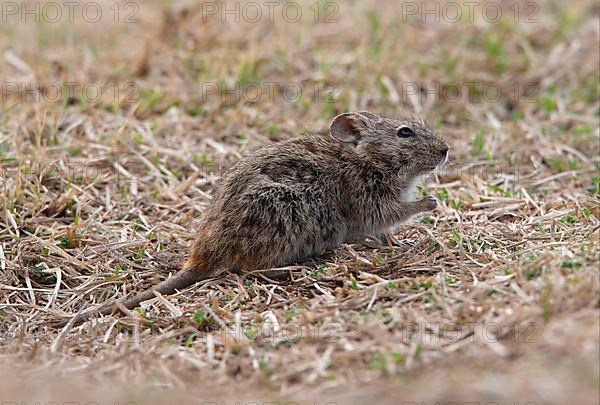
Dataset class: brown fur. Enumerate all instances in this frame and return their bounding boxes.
[56,112,448,327]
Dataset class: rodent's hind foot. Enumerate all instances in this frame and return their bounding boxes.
[370,233,402,247]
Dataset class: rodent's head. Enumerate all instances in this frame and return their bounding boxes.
[330,111,449,176]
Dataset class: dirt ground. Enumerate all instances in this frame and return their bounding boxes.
[0,0,598,404]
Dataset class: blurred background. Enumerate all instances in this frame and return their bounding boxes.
[0,0,598,403]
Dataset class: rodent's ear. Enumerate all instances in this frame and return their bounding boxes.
[356,111,380,121]
[330,112,371,144]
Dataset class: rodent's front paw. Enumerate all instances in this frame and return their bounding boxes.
[421,195,438,211]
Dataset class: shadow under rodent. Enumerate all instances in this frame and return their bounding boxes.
[55,111,449,328]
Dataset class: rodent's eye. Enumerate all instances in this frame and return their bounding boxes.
[397,126,415,138]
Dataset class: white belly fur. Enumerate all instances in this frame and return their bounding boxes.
[402,177,420,202]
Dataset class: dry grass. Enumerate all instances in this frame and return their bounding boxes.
[0,0,599,403]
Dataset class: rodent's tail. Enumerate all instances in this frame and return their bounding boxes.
[117,265,203,311]
[52,264,205,329]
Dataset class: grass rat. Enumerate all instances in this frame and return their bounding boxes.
[56,111,449,327]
